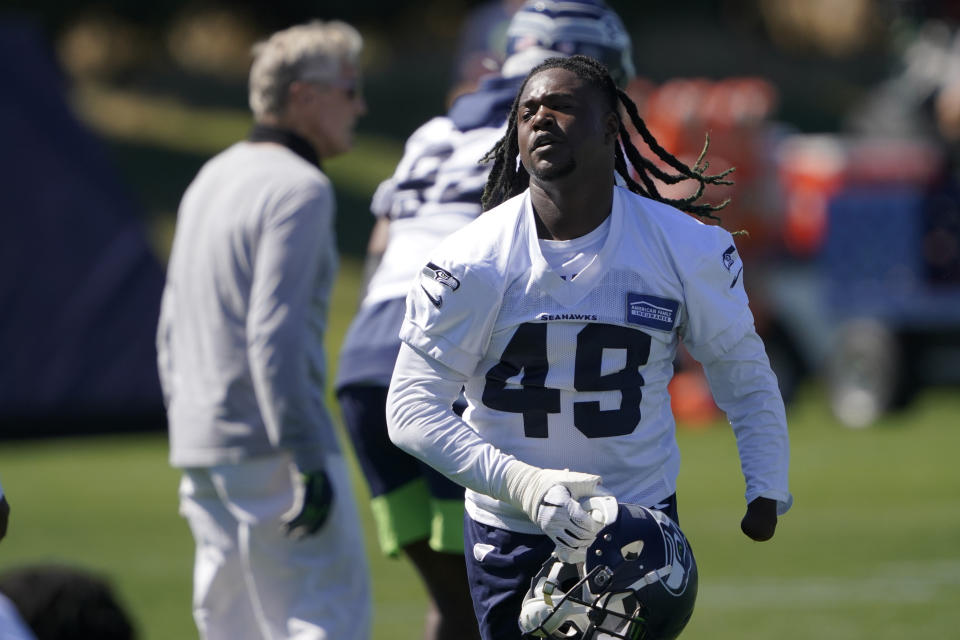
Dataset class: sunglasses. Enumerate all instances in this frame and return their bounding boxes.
[300,76,362,100]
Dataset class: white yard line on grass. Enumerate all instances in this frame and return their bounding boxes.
[698,559,960,608]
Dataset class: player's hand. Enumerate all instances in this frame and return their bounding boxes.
[536,485,604,563]
[283,469,334,540]
[740,496,777,541]
[503,462,607,560]
[0,495,9,542]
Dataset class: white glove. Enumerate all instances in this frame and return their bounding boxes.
[537,485,604,563]
[502,460,607,563]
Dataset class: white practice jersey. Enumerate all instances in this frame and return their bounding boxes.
[336,106,511,390]
[364,115,507,306]
[396,186,791,531]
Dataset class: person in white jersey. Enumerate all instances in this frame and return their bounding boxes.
[156,20,370,640]
[386,55,793,640]
[335,3,634,639]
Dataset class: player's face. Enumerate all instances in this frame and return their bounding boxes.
[516,68,614,183]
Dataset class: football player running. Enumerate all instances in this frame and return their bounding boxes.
[387,55,792,640]
[336,3,634,639]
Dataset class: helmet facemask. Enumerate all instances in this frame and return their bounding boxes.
[520,559,652,640]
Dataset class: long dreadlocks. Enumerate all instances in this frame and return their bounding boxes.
[480,55,734,223]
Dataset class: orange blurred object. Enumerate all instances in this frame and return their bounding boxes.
[669,370,720,428]
[774,134,943,257]
[776,136,846,257]
[625,76,780,258]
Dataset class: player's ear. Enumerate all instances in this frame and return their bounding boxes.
[288,81,313,107]
[287,82,322,125]
[603,110,619,144]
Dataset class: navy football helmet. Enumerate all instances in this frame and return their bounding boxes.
[504,0,636,87]
[519,503,698,640]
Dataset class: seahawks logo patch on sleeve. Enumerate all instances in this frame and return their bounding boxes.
[426,262,460,291]
[721,245,743,288]
[419,262,460,309]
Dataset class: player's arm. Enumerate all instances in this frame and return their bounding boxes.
[387,343,606,561]
[155,287,174,409]
[387,342,513,496]
[680,228,792,541]
[247,185,330,467]
[359,216,389,297]
[247,185,334,537]
[699,331,791,541]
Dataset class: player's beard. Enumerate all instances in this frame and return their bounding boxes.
[530,157,576,181]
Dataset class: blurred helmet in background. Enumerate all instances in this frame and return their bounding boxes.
[504,0,635,86]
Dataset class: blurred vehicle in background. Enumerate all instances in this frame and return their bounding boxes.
[625,75,960,428]
[779,134,960,427]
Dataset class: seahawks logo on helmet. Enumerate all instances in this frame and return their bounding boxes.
[647,508,695,597]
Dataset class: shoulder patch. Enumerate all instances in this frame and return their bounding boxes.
[721,245,744,288]
[722,245,737,271]
[425,262,460,291]
[625,293,680,332]
[419,262,461,309]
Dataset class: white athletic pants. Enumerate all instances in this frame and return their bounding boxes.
[178,453,371,640]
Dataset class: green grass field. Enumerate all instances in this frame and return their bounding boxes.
[1,256,959,639]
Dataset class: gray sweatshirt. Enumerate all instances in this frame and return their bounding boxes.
[158,142,339,471]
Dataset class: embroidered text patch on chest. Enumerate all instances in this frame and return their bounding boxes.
[625,293,680,332]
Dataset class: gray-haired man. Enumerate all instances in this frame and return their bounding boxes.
[157,20,370,640]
